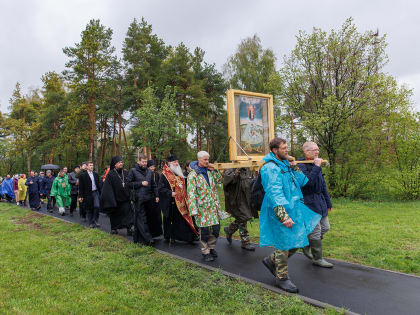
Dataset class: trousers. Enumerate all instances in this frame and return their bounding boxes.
[199,225,220,255]
[133,199,153,244]
[87,191,100,225]
[309,216,330,240]
[227,219,250,244]
[270,248,298,279]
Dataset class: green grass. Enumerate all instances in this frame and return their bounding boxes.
[0,203,338,314]
[220,198,420,276]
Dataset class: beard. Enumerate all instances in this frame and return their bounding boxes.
[169,163,185,178]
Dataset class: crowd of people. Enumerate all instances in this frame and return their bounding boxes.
[0,138,333,294]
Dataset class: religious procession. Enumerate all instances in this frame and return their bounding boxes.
[1,136,334,294]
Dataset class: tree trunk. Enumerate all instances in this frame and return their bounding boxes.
[122,126,129,155]
[26,150,31,175]
[68,144,73,170]
[111,113,116,156]
[49,122,58,164]
[100,117,108,169]
[118,95,123,155]
[290,115,295,156]
[206,112,210,153]
[326,149,337,192]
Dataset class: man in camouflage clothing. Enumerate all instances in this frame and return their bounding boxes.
[187,151,223,262]
[223,168,258,251]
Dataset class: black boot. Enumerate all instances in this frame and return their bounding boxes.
[111,229,118,235]
[262,257,277,277]
[224,227,232,245]
[275,277,299,293]
[203,253,215,262]
[127,226,134,236]
[210,249,218,258]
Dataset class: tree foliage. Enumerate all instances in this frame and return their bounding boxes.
[224,34,276,93]
[0,17,418,200]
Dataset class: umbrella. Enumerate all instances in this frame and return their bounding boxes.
[40,164,60,170]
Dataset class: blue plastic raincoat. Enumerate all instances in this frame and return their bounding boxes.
[1,178,15,198]
[259,152,321,251]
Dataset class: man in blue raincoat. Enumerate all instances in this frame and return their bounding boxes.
[260,137,321,293]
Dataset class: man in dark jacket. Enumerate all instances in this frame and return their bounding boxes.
[78,161,101,228]
[100,156,133,235]
[298,141,333,268]
[26,171,41,210]
[223,168,257,251]
[76,162,87,220]
[67,166,80,217]
[41,170,56,212]
[147,159,163,237]
[127,154,159,245]
[38,172,45,204]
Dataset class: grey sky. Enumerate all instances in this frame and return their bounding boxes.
[1,0,419,112]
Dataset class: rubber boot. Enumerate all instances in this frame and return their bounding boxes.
[275,277,299,293]
[302,246,313,260]
[310,239,333,268]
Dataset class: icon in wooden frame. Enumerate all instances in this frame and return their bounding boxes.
[226,89,274,162]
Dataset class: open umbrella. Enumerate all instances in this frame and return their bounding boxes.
[40,164,60,170]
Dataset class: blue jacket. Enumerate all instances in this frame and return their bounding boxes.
[298,159,332,217]
[259,152,321,251]
[26,176,40,194]
[41,176,55,195]
[1,178,14,198]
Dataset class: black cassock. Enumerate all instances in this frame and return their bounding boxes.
[100,168,134,230]
[158,175,196,243]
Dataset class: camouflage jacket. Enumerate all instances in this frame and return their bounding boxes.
[187,162,223,227]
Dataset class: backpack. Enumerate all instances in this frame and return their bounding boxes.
[250,160,278,212]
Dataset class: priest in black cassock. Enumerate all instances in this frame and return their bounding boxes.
[100,156,134,235]
[158,155,198,243]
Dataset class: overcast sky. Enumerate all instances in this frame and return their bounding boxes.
[1,0,420,112]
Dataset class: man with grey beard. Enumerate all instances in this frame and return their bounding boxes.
[158,155,198,244]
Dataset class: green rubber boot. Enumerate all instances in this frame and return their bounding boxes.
[310,239,333,268]
[302,246,313,260]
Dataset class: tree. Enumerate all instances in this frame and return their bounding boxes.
[63,19,116,169]
[388,110,420,199]
[131,86,187,163]
[5,83,41,173]
[280,18,399,192]
[37,71,67,164]
[223,34,276,93]
[122,18,168,99]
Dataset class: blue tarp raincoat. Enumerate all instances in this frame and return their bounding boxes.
[1,178,15,198]
[0,178,15,199]
[259,152,321,251]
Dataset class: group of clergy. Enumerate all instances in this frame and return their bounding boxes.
[100,154,199,246]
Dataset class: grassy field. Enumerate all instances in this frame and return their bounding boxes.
[220,198,420,276]
[0,203,338,315]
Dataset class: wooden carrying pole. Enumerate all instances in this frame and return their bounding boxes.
[213,159,329,171]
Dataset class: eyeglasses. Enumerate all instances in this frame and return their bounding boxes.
[307,148,320,152]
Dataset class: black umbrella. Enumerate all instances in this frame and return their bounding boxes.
[40,164,60,170]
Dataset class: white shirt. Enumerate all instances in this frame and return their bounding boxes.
[88,171,97,191]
